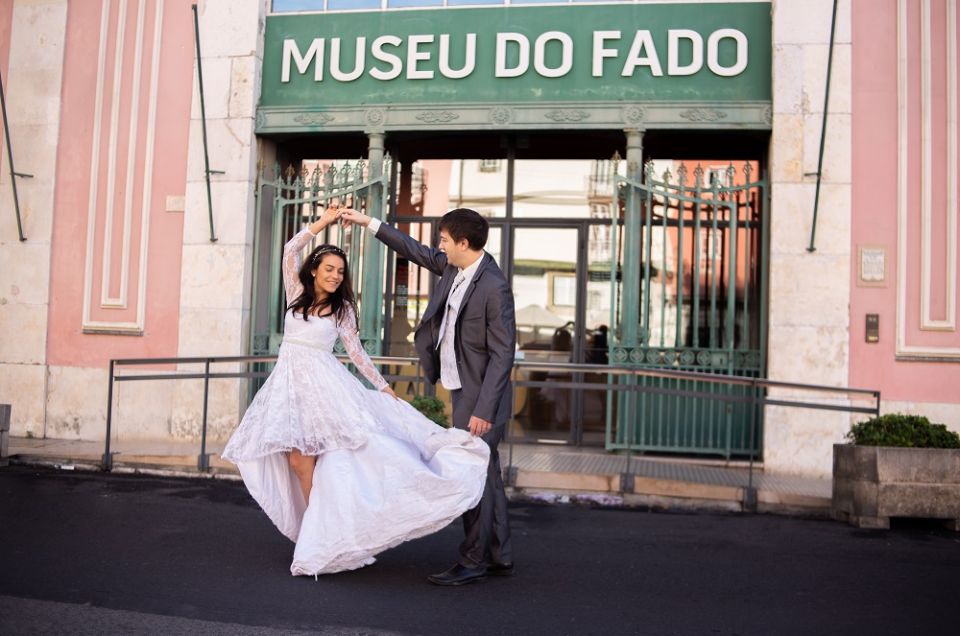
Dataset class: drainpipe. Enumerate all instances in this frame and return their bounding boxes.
[807,0,840,252]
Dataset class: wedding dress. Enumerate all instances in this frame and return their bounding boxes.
[221,227,489,576]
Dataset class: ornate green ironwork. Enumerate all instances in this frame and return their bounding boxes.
[608,160,767,458]
[251,157,391,363]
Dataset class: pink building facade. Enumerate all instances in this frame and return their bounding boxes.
[0,0,958,478]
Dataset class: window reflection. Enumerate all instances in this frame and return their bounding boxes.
[512,159,621,219]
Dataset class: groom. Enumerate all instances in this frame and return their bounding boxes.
[340,207,515,586]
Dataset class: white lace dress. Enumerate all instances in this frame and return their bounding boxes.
[221,228,489,576]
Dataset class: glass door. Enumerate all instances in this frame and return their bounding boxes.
[511,226,580,443]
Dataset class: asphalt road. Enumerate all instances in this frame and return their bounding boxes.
[0,466,957,635]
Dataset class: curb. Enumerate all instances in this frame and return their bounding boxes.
[7,453,831,518]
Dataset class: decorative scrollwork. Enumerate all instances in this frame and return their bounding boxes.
[293,112,334,126]
[415,110,461,124]
[679,108,728,122]
[544,109,591,122]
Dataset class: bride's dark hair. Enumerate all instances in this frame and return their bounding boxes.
[288,244,357,328]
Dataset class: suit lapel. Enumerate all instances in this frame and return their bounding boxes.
[421,267,459,324]
[456,253,490,319]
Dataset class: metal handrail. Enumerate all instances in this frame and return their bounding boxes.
[102,353,880,510]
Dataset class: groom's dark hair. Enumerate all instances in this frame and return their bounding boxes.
[439,208,488,250]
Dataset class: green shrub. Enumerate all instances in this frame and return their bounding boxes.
[409,395,449,428]
[847,413,960,449]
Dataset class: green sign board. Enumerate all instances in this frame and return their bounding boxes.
[261,2,771,108]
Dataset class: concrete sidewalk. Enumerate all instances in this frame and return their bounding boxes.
[5,435,831,515]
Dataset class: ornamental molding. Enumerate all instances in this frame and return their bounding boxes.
[415,110,461,124]
[679,108,728,122]
[489,106,512,125]
[622,105,646,125]
[256,101,773,133]
[544,108,591,122]
[293,112,334,125]
[364,107,386,127]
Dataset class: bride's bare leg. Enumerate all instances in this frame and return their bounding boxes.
[288,449,318,503]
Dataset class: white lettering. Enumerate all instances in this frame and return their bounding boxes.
[329,37,365,82]
[439,33,476,79]
[407,34,434,80]
[707,29,748,77]
[534,31,573,78]
[668,29,702,76]
[592,31,621,78]
[621,30,663,77]
[496,33,529,78]
[369,35,403,81]
[281,38,324,83]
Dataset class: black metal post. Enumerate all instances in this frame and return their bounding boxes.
[102,360,115,471]
[620,379,636,494]
[743,379,759,512]
[198,359,211,471]
[192,4,218,243]
[0,68,31,242]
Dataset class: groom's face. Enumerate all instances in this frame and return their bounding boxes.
[438,230,469,268]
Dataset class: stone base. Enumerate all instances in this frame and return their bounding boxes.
[832,444,960,531]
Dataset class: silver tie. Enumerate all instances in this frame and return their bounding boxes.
[436,272,465,348]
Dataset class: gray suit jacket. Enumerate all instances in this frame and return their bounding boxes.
[375,222,516,428]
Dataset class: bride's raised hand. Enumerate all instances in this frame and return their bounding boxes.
[319,204,340,226]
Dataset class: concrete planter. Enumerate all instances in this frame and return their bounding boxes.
[832,444,960,530]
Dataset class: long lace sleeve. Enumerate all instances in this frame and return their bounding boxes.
[282,227,317,304]
[337,309,389,391]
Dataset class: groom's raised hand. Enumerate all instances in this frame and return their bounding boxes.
[468,415,492,437]
[338,208,371,228]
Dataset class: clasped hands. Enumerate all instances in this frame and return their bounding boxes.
[320,203,368,228]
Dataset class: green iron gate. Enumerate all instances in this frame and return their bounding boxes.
[250,159,391,363]
[608,161,767,458]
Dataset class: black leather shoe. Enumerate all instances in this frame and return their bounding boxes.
[486,562,514,577]
[427,563,487,586]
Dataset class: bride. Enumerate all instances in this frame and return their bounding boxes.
[221,206,490,577]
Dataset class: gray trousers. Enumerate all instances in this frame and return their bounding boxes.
[451,389,513,568]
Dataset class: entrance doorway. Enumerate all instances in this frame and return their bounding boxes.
[255,130,769,456]
[382,139,623,446]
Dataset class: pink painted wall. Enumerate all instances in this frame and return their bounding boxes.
[47,0,194,367]
[0,1,11,141]
[850,0,960,402]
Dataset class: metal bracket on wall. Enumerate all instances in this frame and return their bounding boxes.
[807,0,839,253]
[1,69,33,242]
[192,4,219,243]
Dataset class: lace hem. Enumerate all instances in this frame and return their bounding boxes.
[221,436,367,463]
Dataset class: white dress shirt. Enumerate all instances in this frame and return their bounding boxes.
[436,254,483,390]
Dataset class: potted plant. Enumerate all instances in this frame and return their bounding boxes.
[833,414,960,530]
[409,395,449,428]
